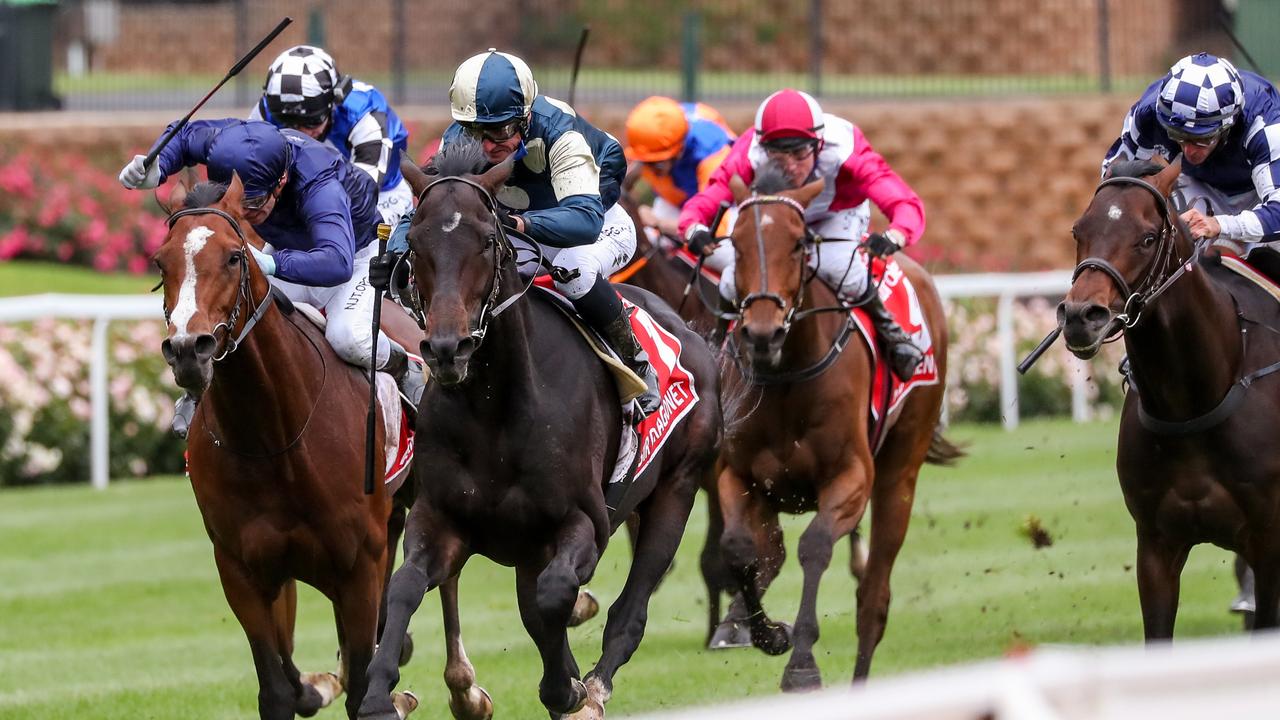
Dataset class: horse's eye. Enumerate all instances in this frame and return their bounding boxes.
[228,251,243,267]
[1141,233,1157,248]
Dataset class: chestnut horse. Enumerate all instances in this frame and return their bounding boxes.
[156,176,422,719]
[1060,157,1280,635]
[716,170,955,689]
[356,144,722,720]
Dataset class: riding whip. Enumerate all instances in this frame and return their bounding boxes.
[1017,327,1061,375]
[567,25,591,107]
[143,16,294,170]
[365,224,390,495]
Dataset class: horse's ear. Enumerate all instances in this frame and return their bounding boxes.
[475,158,516,196]
[729,174,750,204]
[785,178,826,208]
[222,171,246,212]
[1152,156,1182,196]
[160,180,188,214]
[401,155,431,199]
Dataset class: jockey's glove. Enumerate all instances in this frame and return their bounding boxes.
[118,154,161,190]
[867,229,906,258]
[248,245,276,276]
[685,224,715,256]
[368,250,398,290]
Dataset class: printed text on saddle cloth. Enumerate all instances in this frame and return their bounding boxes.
[626,298,700,477]
[853,255,939,420]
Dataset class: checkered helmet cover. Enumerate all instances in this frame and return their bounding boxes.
[263,45,340,123]
[1156,53,1244,137]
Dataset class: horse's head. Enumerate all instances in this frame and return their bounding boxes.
[155,174,268,396]
[1059,157,1185,358]
[728,166,825,367]
[400,144,514,384]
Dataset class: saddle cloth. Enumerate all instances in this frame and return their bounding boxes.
[532,282,701,482]
[1221,249,1280,303]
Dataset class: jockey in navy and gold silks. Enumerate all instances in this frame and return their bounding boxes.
[117,119,424,436]
[375,48,660,414]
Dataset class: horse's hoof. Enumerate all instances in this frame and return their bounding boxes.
[780,663,823,693]
[707,619,753,650]
[392,690,419,719]
[399,631,415,667]
[562,697,606,719]
[297,671,343,716]
[448,684,494,720]
[357,695,401,720]
[584,674,612,707]
[568,589,600,628]
[553,678,588,716]
[751,620,792,656]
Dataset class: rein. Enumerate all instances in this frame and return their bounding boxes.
[402,176,538,346]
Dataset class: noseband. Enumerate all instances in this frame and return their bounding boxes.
[164,207,274,362]
[404,176,533,348]
[1073,175,1195,329]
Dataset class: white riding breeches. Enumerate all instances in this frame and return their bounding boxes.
[269,241,391,370]
[515,203,638,299]
[377,177,415,227]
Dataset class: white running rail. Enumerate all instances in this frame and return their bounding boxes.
[0,273,1077,488]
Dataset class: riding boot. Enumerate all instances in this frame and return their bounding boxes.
[381,341,427,407]
[863,292,923,382]
[172,393,197,439]
[603,310,662,416]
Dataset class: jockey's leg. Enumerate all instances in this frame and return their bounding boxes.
[709,250,739,347]
[555,204,661,415]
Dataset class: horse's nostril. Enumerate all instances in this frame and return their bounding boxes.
[193,334,218,361]
[1056,302,1068,325]
[1084,304,1111,327]
[161,338,176,365]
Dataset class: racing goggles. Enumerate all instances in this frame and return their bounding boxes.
[241,187,278,211]
[461,118,524,144]
[762,139,818,162]
[1164,125,1225,147]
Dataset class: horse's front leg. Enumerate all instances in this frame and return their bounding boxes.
[339,542,393,720]
[515,510,599,717]
[212,549,300,720]
[783,466,868,693]
[441,575,493,720]
[1249,544,1280,630]
[1135,529,1189,641]
[359,504,467,720]
[717,466,791,656]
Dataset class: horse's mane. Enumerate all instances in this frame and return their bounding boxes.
[752,163,794,195]
[430,138,488,178]
[184,182,228,209]
[1107,159,1164,180]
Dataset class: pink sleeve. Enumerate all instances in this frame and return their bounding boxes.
[835,127,926,245]
[678,131,757,235]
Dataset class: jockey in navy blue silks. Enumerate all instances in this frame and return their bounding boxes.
[250,45,414,226]
[118,119,424,436]
[1102,52,1280,248]
[373,48,660,415]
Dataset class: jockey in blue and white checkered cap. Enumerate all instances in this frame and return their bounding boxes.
[1101,52,1280,245]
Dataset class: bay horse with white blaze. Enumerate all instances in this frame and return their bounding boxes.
[1060,157,1280,635]
[156,175,418,719]
[716,170,956,689]
[357,145,723,720]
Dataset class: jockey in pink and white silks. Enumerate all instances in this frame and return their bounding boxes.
[677,89,927,380]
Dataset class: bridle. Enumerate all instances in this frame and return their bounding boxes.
[163,207,274,362]
[1072,175,1197,333]
[402,176,535,349]
[734,193,810,333]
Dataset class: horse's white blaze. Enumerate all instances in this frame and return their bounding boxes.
[442,211,461,233]
[1108,204,1123,221]
[171,226,214,336]
[760,215,775,228]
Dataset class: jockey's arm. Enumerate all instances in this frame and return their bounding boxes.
[1216,126,1280,241]
[271,180,358,287]
[849,153,925,246]
[347,110,395,189]
[151,118,242,183]
[520,132,607,248]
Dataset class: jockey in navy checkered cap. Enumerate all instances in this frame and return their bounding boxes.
[118,119,424,435]
[251,45,413,226]
[1102,52,1280,245]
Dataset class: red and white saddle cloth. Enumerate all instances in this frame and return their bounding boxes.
[853,256,940,430]
[531,282,701,482]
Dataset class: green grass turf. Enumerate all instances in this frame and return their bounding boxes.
[0,419,1240,718]
[0,261,157,297]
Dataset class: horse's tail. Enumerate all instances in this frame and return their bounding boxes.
[717,349,760,440]
[925,424,966,466]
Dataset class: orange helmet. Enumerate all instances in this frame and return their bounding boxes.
[625,96,690,162]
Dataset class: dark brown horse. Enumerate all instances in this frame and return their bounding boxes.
[156,175,419,719]
[357,145,722,720]
[715,171,955,689]
[1059,157,1280,636]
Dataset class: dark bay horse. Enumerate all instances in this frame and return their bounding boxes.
[357,145,722,720]
[156,175,418,719]
[1060,157,1280,635]
[716,171,955,689]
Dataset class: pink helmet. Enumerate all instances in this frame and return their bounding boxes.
[754,89,824,144]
